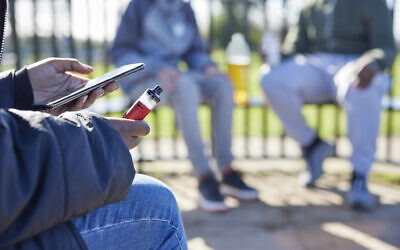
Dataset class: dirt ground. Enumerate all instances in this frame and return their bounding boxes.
[154,160,400,250]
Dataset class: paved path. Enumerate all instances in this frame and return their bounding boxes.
[159,171,400,250]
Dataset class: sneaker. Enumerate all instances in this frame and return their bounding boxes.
[346,172,379,211]
[198,174,230,213]
[298,137,334,187]
[220,170,258,201]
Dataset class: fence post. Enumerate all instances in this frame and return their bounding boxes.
[32,0,40,61]
[225,0,233,46]
[9,0,21,68]
[85,0,93,65]
[208,0,214,49]
[67,0,76,58]
[102,0,109,70]
[243,0,250,41]
[51,0,59,57]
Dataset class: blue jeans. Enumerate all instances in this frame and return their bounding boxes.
[71,174,188,250]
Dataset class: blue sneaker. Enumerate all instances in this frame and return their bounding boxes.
[299,138,334,187]
[220,170,258,201]
[198,174,229,213]
[346,172,379,211]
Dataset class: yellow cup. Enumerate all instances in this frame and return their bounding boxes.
[228,63,248,105]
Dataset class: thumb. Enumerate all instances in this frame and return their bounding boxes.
[51,58,94,74]
[107,118,150,137]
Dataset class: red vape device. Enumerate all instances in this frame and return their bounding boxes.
[123,85,163,120]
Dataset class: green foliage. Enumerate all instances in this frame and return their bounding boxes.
[371,173,400,186]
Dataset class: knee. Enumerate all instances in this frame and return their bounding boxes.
[260,71,283,97]
[211,75,234,103]
[130,174,179,212]
[213,75,234,95]
[173,75,201,105]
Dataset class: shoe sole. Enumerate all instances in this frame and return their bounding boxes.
[197,194,230,213]
[220,184,259,201]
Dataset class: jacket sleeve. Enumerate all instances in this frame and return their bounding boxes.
[0,110,135,247]
[110,0,164,75]
[281,8,309,57]
[361,0,396,70]
[182,4,215,71]
[0,68,34,110]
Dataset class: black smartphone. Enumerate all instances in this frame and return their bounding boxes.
[36,63,145,110]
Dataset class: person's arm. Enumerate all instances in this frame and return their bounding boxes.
[0,58,119,115]
[0,110,141,248]
[360,0,396,70]
[281,8,309,57]
[182,4,216,72]
[110,0,163,74]
[0,69,34,110]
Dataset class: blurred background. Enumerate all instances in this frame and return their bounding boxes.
[5,1,400,249]
[3,0,400,165]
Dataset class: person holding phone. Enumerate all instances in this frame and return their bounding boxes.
[0,1,187,249]
[111,0,258,213]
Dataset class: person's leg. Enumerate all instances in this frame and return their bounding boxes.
[261,55,336,186]
[339,67,391,210]
[168,72,229,212]
[72,174,187,250]
[261,55,334,146]
[200,73,258,200]
[168,73,212,177]
[199,74,234,171]
[343,73,390,177]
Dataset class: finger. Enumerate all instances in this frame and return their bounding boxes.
[108,118,150,136]
[359,71,370,89]
[64,73,90,91]
[125,120,150,136]
[82,89,104,109]
[102,81,120,95]
[51,58,94,74]
[361,77,373,89]
[352,78,361,89]
[68,95,88,111]
[127,136,141,149]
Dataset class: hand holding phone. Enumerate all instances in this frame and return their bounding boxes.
[34,63,145,111]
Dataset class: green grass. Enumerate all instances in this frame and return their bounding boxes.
[99,50,400,139]
[371,172,400,186]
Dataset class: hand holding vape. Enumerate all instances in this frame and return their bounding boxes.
[123,85,163,120]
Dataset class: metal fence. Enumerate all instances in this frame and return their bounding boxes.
[4,0,400,164]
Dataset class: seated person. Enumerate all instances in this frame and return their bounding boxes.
[0,2,187,248]
[261,0,396,210]
[111,0,258,213]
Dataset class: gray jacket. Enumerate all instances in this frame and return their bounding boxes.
[0,2,135,249]
[111,0,215,82]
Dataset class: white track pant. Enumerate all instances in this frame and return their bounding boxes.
[261,53,391,176]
